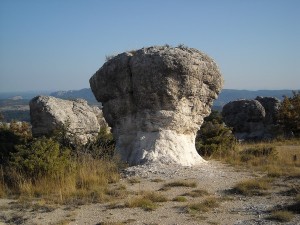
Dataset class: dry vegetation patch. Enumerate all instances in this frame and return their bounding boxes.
[164,180,197,188]
[184,189,209,198]
[267,210,294,222]
[186,197,220,214]
[172,196,188,202]
[232,178,271,196]
[124,191,168,211]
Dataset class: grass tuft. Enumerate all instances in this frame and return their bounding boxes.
[267,210,294,222]
[172,196,187,202]
[186,197,219,213]
[184,189,209,198]
[125,191,167,211]
[232,178,271,196]
[164,180,197,188]
[127,177,140,184]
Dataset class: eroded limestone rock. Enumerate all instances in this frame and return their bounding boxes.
[222,97,280,140]
[30,96,101,145]
[90,45,223,166]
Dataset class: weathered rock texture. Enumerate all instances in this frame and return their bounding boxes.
[30,96,101,145]
[90,45,223,166]
[222,97,280,140]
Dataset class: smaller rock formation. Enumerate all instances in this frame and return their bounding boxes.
[30,96,102,145]
[222,97,280,140]
[255,96,280,125]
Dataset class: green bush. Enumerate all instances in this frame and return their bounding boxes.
[8,137,73,181]
[84,125,115,159]
[0,121,32,165]
[196,110,237,158]
[278,91,300,136]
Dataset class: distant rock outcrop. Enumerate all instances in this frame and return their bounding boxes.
[222,97,280,140]
[90,45,223,166]
[30,96,102,145]
[255,96,280,125]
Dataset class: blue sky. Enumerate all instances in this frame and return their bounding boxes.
[0,0,299,92]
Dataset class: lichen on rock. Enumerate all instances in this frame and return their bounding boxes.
[90,45,223,166]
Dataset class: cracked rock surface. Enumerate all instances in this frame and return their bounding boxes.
[90,45,223,166]
[30,96,101,145]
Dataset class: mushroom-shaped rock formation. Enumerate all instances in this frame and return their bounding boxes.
[90,46,223,166]
[30,96,102,145]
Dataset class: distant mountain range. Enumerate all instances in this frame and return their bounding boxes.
[0,88,298,122]
[214,89,295,107]
[50,88,98,103]
[50,88,296,108]
[0,88,297,105]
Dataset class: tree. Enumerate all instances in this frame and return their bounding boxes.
[277,91,300,136]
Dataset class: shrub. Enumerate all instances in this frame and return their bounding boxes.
[83,124,115,159]
[278,91,300,136]
[8,137,72,181]
[0,121,32,165]
[196,110,237,158]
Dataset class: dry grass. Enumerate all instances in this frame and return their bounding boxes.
[97,222,125,225]
[232,178,271,196]
[184,189,209,198]
[125,191,168,211]
[186,197,220,214]
[267,210,294,222]
[172,196,188,202]
[1,155,121,205]
[221,139,300,178]
[151,178,164,183]
[127,177,140,184]
[164,180,197,188]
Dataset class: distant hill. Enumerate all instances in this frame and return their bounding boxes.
[0,88,298,121]
[50,88,298,108]
[214,89,296,107]
[0,90,52,100]
[50,88,98,104]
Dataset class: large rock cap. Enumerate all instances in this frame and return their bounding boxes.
[90,45,223,166]
[30,96,101,145]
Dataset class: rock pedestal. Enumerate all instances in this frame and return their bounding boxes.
[90,46,223,166]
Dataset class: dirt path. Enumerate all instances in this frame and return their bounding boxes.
[1,161,299,225]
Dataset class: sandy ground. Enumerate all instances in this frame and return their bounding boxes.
[0,160,299,225]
